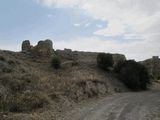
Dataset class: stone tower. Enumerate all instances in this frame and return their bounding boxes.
[21,39,54,57]
[22,40,31,52]
[35,39,53,56]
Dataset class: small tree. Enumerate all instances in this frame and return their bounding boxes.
[118,60,150,91]
[97,53,114,71]
[51,56,61,69]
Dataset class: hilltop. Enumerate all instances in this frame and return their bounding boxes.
[0,39,159,119]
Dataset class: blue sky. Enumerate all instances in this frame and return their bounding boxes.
[0,0,160,60]
[0,0,106,46]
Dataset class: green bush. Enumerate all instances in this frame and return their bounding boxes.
[51,56,61,69]
[117,60,150,91]
[97,53,113,71]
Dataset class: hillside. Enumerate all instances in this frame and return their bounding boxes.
[0,40,129,119]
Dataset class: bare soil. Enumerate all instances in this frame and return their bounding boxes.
[59,87,160,120]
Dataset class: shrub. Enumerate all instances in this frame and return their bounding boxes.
[117,60,150,91]
[51,56,61,69]
[0,73,39,92]
[0,72,48,112]
[97,53,114,71]
[0,56,5,61]
[71,60,79,66]
[0,92,48,112]
[0,61,12,73]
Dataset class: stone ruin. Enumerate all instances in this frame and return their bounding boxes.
[22,40,31,52]
[141,56,160,79]
[22,39,54,57]
[112,54,126,66]
[55,48,78,60]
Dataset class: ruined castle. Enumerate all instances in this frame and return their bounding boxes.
[21,40,159,80]
[21,40,126,64]
[22,39,54,57]
[22,40,79,60]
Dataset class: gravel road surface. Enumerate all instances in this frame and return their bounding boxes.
[60,89,160,120]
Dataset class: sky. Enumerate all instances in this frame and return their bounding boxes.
[0,0,160,60]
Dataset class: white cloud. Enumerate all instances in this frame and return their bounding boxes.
[35,0,81,7]
[96,24,103,28]
[94,20,126,36]
[47,14,56,18]
[123,34,143,40]
[35,0,160,36]
[73,22,91,27]
[73,23,81,27]
[35,0,160,60]
[84,23,91,27]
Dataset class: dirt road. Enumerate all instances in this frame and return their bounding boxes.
[60,89,160,120]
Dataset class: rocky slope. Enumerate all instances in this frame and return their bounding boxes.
[0,40,128,119]
[1,40,159,119]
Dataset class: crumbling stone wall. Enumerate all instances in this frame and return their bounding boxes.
[22,40,31,52]
[21,39,54,57]
[141,56,160,79]
[112,54,126,66]
[34,40,53,56]
[56,48,78,60]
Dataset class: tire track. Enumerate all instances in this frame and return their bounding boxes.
[60,89,160,120]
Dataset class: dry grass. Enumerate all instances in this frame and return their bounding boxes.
[0,49,127,120]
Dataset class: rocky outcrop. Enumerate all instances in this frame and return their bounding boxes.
[21,39,54,57]
[141,56,160,79]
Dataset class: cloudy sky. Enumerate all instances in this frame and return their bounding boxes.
[0,0,160,60]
